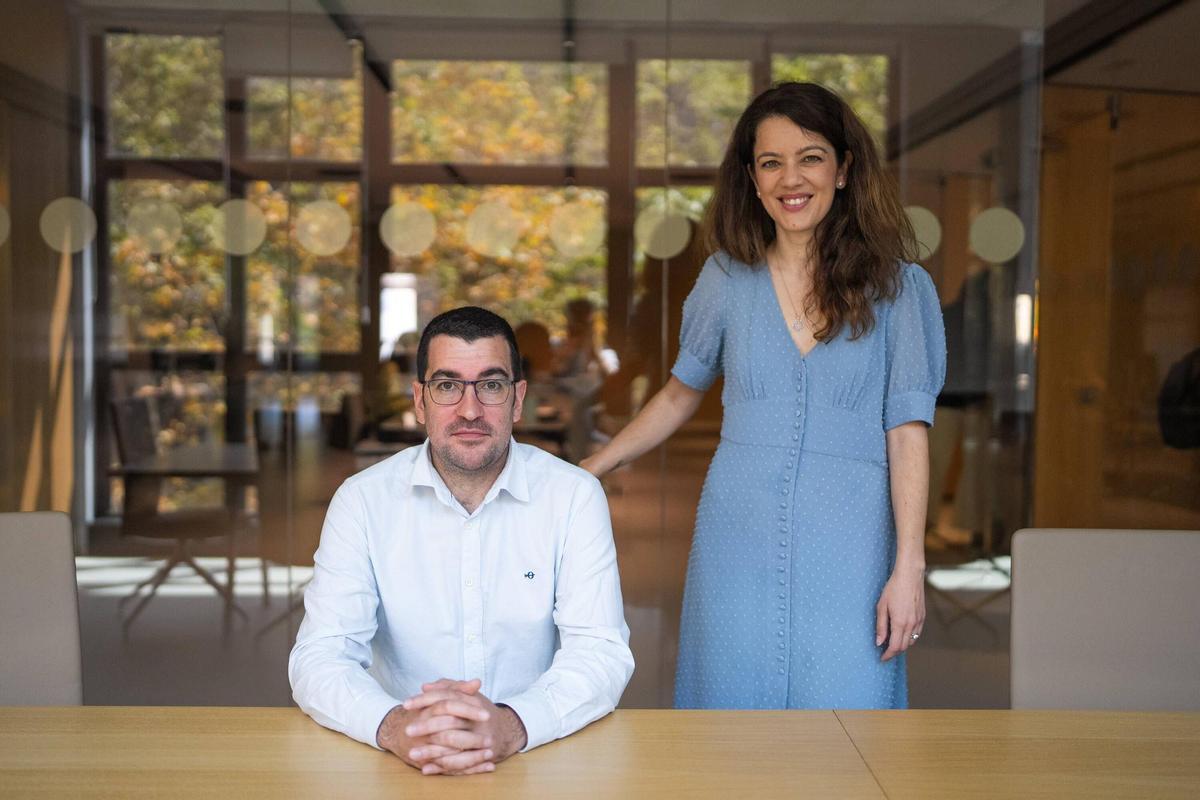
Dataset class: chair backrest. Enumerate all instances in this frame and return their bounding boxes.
[330,390,365,449]
[110,396,165,521]
[110,395,160,464]
[0,511,83,705]
[1011,528,1200,710]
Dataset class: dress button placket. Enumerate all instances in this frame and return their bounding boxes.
[777,362,808,689]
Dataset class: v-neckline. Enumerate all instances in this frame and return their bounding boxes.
[763,265,820,360]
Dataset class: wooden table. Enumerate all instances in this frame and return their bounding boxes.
[2,707,1197,798]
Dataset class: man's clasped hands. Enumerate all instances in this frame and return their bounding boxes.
[376,678,528,776]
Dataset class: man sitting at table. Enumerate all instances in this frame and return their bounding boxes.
[289,306,634,776]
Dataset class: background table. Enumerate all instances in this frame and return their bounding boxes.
[2,707,1198,798]
[112,442,260,481]
[111,442,260,605]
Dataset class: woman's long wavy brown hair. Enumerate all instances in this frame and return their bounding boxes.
[704,82,917,341]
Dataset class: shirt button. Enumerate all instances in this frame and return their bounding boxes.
[777,630,784,637]
[778,604,786,611]
[779,502,787,509]
[777,566,785,573]
[778,641,786,650]
[467,634,477,642]
[782,488,789,495]
[778,668,785,675]
[779,540,787,547]
[777,617,785,624]
[778,593,786,600]
[779,552,787,559]
[789,449,796,456]
[778,515,786,522]
[778,579,786,585]
[793,421,801,428]
[791,434,799,441]
[465,579,474,587]
[776,655,785,663]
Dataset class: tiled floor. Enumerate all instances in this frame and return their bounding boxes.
[80,433,1010,710]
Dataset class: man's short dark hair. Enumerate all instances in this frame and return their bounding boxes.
[416,306,524,383]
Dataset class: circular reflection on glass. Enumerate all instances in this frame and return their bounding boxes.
[209,199,268,255]
[128,199,183,254]
[294,200,352,256]
[0,205,9,248]
[549,201,606,259]
[905,206,942,260]
[634,207,690,260]
[969,207,1025,264]
[380,201,436,257]
[40,197,97,253]
[465,200,523,258]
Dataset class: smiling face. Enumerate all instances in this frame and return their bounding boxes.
[412,334,526,480]
[750,115,850,248]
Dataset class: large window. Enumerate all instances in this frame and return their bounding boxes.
[108,180,226,353]
[106,34,224,159]
[772,53,889,145]
[636,59,751,167]
[388,184,607,338]
[245,182,362,355]
[391,60,608,165]
[247,56,364,161]
[98,28,894,514]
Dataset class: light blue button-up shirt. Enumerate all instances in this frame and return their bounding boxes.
[289,439,633,751]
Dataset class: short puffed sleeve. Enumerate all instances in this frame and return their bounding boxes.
[670,254,729,392]
[883,263,947,430]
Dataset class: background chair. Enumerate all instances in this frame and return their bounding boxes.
[1011,528,1200,710]
[0,511,82,705]
[110,395,255,627]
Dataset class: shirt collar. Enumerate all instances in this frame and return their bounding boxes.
[407,437,531,512]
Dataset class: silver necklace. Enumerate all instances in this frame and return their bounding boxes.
[772,263,807,332]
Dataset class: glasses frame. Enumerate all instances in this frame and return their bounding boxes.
[420,377,517,406]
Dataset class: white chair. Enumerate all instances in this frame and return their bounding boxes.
[0,511,83,705]
[1010,528,1200,710]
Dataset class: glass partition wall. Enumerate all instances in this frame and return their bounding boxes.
[0,0,1047,708]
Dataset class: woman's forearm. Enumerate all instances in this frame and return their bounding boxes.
[885,421,929,573]
[582,376,705,477]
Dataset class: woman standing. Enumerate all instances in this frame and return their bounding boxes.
[581,82,945,709]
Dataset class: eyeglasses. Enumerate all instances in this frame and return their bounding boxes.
[421,377,515,406]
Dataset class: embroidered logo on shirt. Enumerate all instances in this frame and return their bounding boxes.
[524,571,535,580]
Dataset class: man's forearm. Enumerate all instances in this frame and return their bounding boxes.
[289,639,402,748]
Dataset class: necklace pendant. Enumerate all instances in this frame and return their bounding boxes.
[791,318,804,332]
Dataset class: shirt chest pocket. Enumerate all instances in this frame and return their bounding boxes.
[487,557,556,636]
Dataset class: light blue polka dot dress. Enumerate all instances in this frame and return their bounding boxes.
[672,252,946,710]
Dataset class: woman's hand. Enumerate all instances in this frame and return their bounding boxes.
[579,376,704,479]
[875,561,925,662]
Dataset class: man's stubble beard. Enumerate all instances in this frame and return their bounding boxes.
[433,435,510,479]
